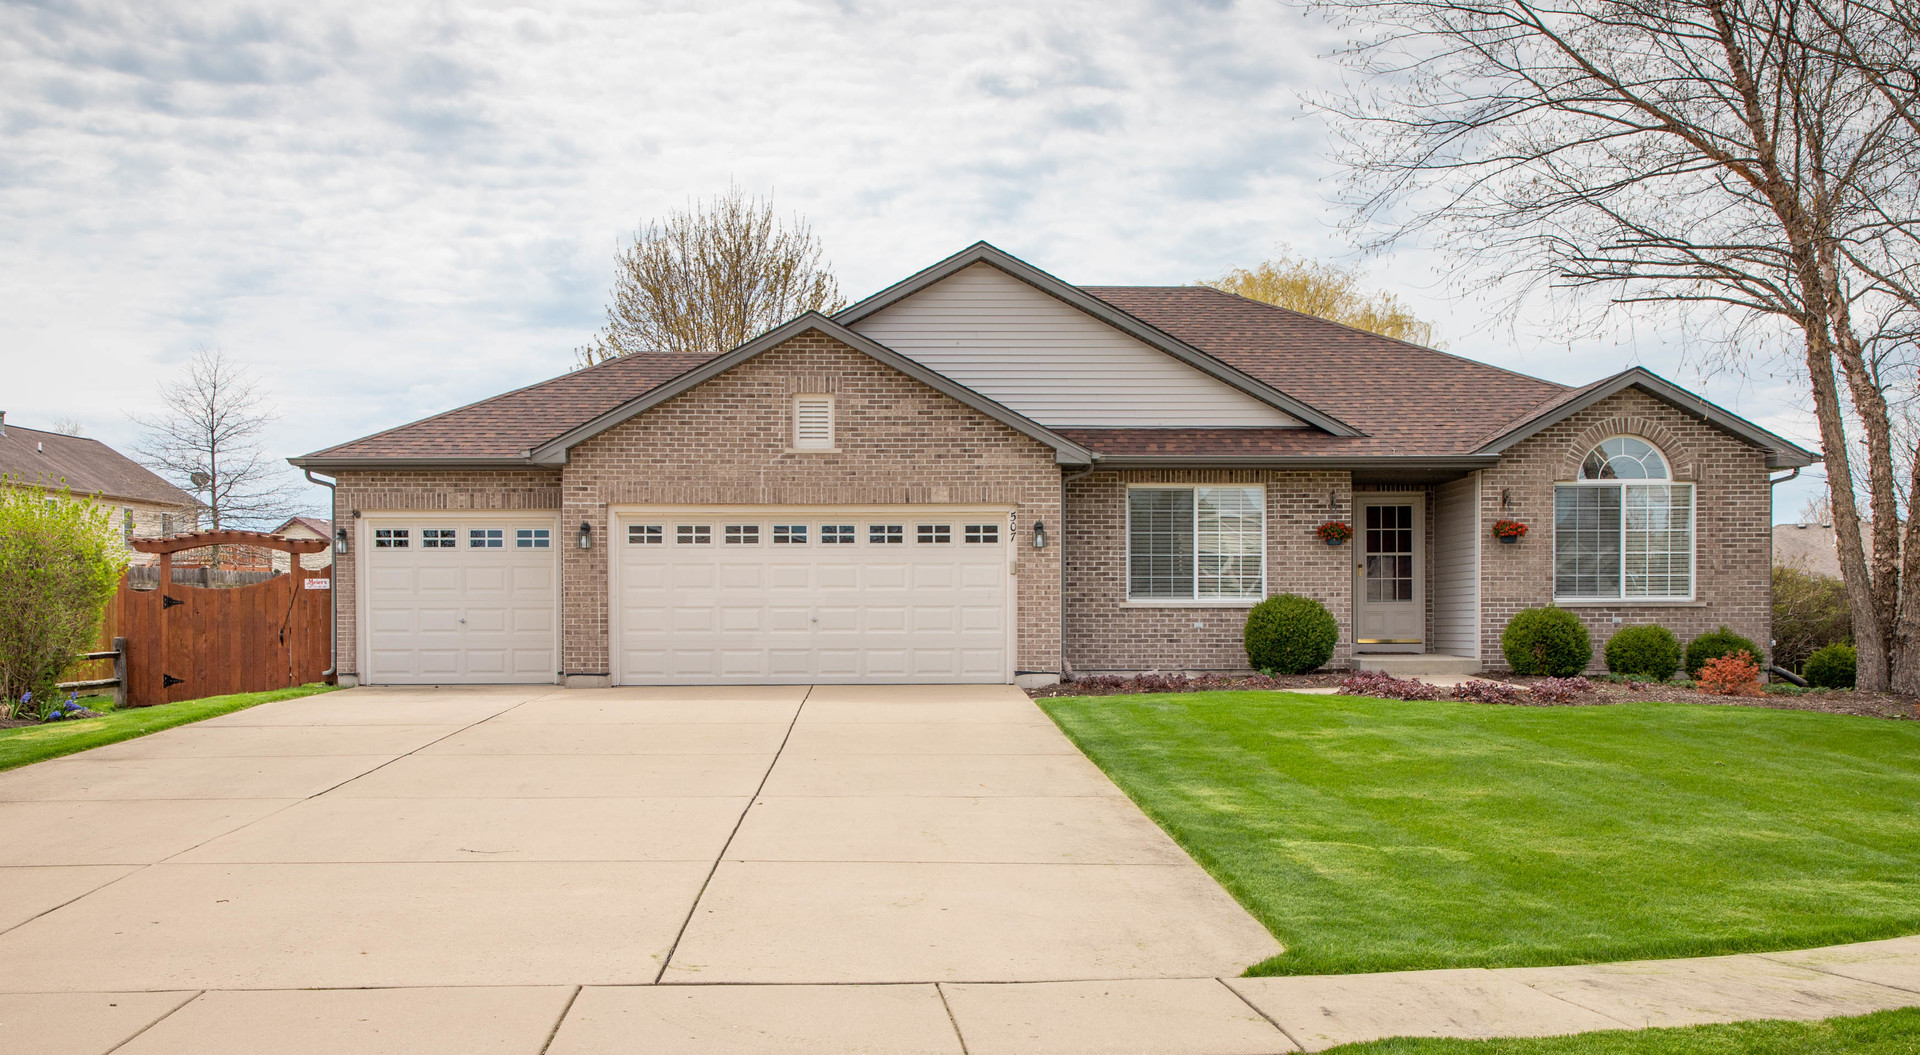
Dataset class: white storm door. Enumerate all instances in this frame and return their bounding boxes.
[1353,497,1425,653]
[615,508,1012,684]
[361,516,558,684]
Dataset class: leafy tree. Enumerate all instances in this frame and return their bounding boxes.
[0,479,127,715]
[1315,0,1920,692]
[576,186,843,366]
[1772,565,1853,672]
[1201,253,1438,346]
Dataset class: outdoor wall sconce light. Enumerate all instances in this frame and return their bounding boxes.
[333,527,349,555]
[577,521,593,549]
[1501,488,1512,510]
[1031,520,1049,549]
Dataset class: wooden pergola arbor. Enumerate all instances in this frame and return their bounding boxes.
[114,530,335,706]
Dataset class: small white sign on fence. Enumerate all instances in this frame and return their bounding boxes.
[304,578,330,590]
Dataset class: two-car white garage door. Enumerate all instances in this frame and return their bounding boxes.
[358,506,1013,685]
[613,506,1013,685]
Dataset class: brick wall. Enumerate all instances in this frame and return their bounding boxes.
[559,332,1063,679]
[1477,388,1773,670]
[1063,469,1354,673]
[329,468,564,676]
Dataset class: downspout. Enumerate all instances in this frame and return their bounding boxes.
[1058,462,1098,683]
[303,469,339,680]
[1766,466,1803,686]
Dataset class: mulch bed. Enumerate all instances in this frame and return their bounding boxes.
[1030,671,1920,721]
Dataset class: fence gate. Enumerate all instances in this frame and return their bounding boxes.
[116,530,333,707]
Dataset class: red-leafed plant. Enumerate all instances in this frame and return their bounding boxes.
[1316,521,1353,543]
[1696,651,1764,697]
[1491,519,1529,539]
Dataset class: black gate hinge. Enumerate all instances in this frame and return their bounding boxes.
[162,674,184,687]
[162,594,184,609]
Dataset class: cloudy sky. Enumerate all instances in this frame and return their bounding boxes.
[1,0,1823,519]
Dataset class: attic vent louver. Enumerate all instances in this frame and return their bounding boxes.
[793,395,834,450]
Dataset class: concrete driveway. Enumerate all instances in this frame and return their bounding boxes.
[0,684,1281,1053]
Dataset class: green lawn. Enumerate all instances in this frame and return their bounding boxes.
[1038,691,1920,977]
[0,684,338,772]
[1324,1008,1920,1054]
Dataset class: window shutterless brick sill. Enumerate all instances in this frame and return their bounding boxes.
[782,448,843,455]
[1553,599,1706,607]
[1120,600,1260,609]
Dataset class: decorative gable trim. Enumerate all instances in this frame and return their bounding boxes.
[834,242,1362,437]
[1475,367,1819,470]
[526,313,1097,467]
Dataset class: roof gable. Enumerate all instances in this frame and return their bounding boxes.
[836,243,1360,436]
[526,313,1095,467]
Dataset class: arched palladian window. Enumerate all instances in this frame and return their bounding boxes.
[1555,437,1694,600]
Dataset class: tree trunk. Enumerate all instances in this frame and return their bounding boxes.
[1801,330,1892,691]
[1891,469,1920,694]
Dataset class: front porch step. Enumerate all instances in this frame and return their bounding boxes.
[1354,653,1482,676]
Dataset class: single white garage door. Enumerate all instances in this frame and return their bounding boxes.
[614,506,1014,684]
[360,516,559,684]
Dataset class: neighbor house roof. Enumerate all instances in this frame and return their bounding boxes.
[0,422,199,507]
[272,515,333,537]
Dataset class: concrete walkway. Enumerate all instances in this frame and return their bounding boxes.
[1,684,1918,1053]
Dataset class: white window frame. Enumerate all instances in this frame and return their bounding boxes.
[792,395,836,451]
[1551,437,1696,603]
[1123,483,1267,605]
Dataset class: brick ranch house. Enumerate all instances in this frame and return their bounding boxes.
[290,243,1817,688]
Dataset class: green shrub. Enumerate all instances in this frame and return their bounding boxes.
[1685,626,1763,677]
[1772,565,1851,672]
[1604,624,1681,680]
[1243,594,1338,675]
[0,479,128,717]
[1501,607,1592,676]
[1803,643,1858,689]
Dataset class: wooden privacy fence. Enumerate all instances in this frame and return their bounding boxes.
[93,530,334,707]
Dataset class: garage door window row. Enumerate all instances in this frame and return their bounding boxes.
[370,526,550,550]
[623,522,1002,546]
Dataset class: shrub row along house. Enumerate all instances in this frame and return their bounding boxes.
[290,243,1817,687]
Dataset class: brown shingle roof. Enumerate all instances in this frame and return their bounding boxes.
[0,424,198,507]
[1079,286,1570,457]
[298,353,712,462]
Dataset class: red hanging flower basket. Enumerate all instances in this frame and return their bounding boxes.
[1492,519,1529,543]
[1316,521,1353,545]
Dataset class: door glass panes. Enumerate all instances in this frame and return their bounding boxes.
[677,525,712,544]
[916,524,952,544]
[1553,487,1622,596]
[1363,505,1415,603]
[724,525,760,544]
[821,524,855,544]
[772,524,807,544]
[422,529,457,549]
[1196,488,1263,598]
[469,528,503,548]
[375,528,409,548]
[869,524,904,544]
[516,528,550,549]
[628,525,663,544]
[964,524,999,544]
[1128,488,1195,598]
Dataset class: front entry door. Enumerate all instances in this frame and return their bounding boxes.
[1354,497,1425,653]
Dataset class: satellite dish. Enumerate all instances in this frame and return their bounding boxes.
[189,471,211,488]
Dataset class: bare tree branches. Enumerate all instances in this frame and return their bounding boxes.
[131,348,302,540]
[1314,0,1920,690]
[575,186,844,366]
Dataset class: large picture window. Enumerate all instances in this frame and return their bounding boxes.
[1554,437,1694,600]
[1127,486,1265,600]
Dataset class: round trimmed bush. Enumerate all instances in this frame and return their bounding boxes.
[1243,594,1338,675]
[1604,624,1681,681]
[1501,607,1592,676]
[1803,643,1857,689]
[1684,626,1763,677]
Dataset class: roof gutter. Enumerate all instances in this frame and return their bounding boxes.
[287,456,544,472]
[301,468,339,681]
[1089,455,1502,471]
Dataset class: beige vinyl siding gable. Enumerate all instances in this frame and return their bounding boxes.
[1431,473,1480,658]
[850,263,1304,428]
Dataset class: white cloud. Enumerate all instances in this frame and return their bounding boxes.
[0,0,1820,519]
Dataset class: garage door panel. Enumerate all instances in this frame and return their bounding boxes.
[361,518,558,685]
[616,507,1010,685]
